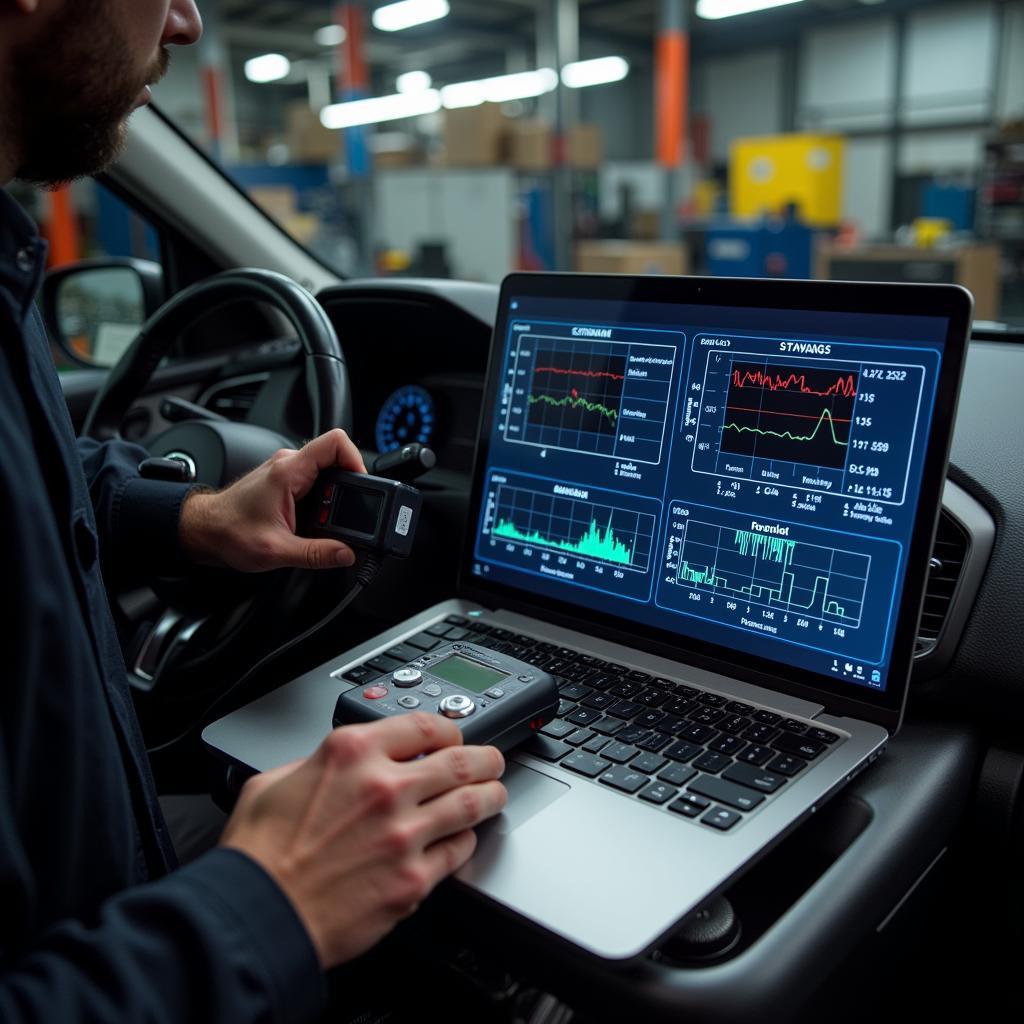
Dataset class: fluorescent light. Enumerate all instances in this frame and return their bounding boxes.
[245,53,291,83]
[483,68,558,102]
[696,0,805,18]
[440,68,558,109]
[561,56,629,89]
[397,71,432,94]
[320,90,441,129]
[314,24,346,46]
[440,81,486,109]
[372,0,449,32]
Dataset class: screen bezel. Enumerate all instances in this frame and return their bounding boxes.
[457,273,972,733]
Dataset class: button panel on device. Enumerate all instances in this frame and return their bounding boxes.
[439,694,475,719]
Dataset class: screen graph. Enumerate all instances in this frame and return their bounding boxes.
[674,521,868,627]
[527,353,626,438]
[499,322,680,465]
[720,362,858,469]
[684,337,927,505]
[476,469,661,602]
[655,502,902,664]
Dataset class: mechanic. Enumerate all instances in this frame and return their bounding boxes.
[0,1,508,1020]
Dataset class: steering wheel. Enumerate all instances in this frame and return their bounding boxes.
[83,267,351,483]
[81,268,352,736]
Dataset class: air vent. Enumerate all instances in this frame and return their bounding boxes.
[915,511,969,658]
[199,373,269,423]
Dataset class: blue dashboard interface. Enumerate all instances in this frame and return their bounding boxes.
[470,295,949,694]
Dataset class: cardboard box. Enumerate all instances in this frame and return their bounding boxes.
[285,102,338,164]
[248,185,299,223]
[568,124,603,169]
[576,240,689,276]
[506,120,552,171]
[730,133,844,227]
[280,213,320,245]
[374,148,421,170]
[443,104,507,166]
[630,210,661,240]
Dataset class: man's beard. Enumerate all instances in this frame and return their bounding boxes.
[12,1,169,187]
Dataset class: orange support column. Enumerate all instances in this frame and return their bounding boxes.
[45,186,80,267]
[656,29,688,168]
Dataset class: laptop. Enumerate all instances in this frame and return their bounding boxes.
[204,272,971,962]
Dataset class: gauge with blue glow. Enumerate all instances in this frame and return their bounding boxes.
[375,385,436,453]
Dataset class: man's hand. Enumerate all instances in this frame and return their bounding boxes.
[179,428,366,571]
[219,713,507,969]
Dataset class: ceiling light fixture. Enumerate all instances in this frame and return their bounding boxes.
[372,0,450,33]
[244,53,291,83]
[561,56,629,89]
[396,71,433,94]
[314,24,346,46]
[696,0,805,18]
[320,90,442,129]
[440,68,558,109]
[439,81,486,109]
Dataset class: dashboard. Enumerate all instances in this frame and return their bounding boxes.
[318,282,496,473]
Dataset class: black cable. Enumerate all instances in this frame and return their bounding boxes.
[146,553,383,755]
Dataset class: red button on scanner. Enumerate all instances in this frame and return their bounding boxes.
[318,507,329,525]
[363,685,389,700]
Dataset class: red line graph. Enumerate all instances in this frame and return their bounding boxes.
[535,365,626,382]
[726,405,852,422]
[730,368,857,399]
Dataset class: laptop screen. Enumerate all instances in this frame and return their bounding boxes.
[463,275,968,719]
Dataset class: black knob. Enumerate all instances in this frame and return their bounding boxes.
[652,897,741,965]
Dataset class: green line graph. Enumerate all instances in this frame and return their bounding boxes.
[677,525,864,623]
[722,407,848,447]
[494,516,633,565]
[489,482,657,573]
[527,391,619,427]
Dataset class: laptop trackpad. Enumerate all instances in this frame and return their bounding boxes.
[491,763,570,834]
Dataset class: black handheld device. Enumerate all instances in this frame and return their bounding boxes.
[333,641,560,750]
[298,469,422,557]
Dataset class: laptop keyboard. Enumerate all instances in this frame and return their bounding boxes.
[340,615,842,833]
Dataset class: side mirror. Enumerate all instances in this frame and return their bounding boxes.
[42,258,164,368]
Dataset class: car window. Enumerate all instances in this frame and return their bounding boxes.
[9,179,162,369]
[14,0,1024,329]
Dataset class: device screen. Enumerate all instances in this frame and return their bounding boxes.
[430,655,509,693]
[331,486,384,537]
[470,292,950,696]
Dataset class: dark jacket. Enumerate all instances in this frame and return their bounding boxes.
[0,188,324,1022]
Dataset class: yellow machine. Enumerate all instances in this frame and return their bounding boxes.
[730,133,844,228]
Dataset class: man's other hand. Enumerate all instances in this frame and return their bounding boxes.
[219,713,507,969]
[179,428,366,571]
